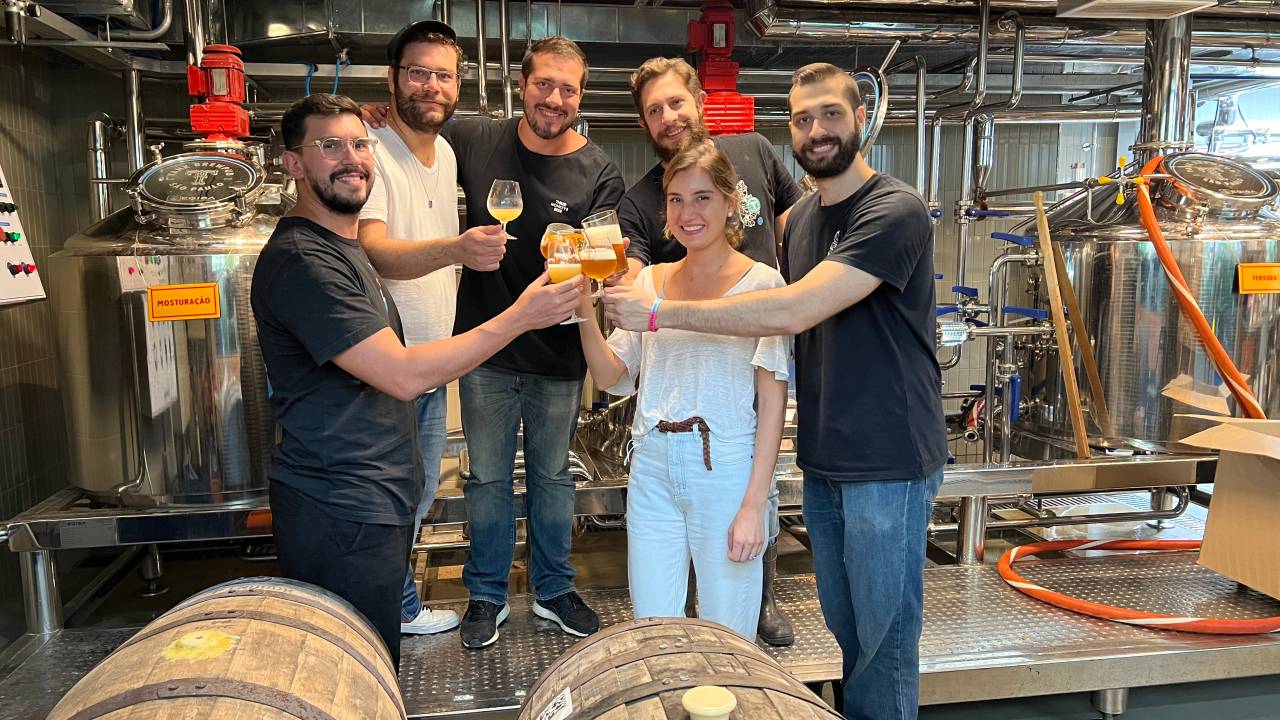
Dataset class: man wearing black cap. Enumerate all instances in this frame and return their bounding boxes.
[357,19,506,639]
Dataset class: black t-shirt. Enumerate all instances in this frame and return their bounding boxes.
[250,216,421,525]
[444,118,625,379]
[619,133,803,268]
[781,174,948,482]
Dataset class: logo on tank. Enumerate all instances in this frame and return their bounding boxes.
[736,180,764,228]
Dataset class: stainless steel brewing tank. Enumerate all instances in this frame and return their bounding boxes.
[51,150,286,506]
[1008,154,1280,457]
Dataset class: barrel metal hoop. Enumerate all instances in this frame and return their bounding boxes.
[165,585,391,670]
[63,677,341,720]
[526,616,744,694]
[569,673,837,720]
[565,643,771,693]
[107,609,404,715]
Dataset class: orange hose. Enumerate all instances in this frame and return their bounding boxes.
[998,540,1280,634]
[1134,157,1266,419]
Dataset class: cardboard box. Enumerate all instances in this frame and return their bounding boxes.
[1180,420,1280,600]
[1029,457,1198,493]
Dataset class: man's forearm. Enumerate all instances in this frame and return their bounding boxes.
[363,234,459,280]
[660,285,802,337]
[403,312,521,391]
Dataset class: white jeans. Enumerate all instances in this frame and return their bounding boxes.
[627,430,765,639]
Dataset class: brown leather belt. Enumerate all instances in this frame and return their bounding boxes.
[656,416,713,471]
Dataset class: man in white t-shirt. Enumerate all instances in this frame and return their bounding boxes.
[358,19,507,636]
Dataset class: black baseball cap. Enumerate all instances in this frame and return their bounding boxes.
[386,20,458,65]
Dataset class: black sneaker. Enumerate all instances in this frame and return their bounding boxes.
[532,591,599,637]
[459,600,509,649]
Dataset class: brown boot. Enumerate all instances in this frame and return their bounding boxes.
[757,541,794,646]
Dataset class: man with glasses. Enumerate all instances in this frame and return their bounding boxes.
[357,20,504,639]
[366,35,623,650]
[252,93,582,667]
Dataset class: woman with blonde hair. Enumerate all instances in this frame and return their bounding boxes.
[577,140,789,638]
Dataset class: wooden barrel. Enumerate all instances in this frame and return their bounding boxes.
[517,617,841,720]
[48,577,405,720]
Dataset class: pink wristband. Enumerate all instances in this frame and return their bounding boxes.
[648,298,663,332]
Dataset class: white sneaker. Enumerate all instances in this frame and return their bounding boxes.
[401,607,461,635]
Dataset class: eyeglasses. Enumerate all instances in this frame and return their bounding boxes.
[290,137,380,160]
[398,65,458,87]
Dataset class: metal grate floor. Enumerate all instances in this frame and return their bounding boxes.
[3,554,1279,719]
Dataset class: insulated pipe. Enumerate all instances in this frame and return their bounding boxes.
[499,0,513,118]
[111,0,173,40]
[183,0,205,66]
[124,69,145,173]
[87,114,115,222]
[1139,17,1195,161]
[475,0,488,115]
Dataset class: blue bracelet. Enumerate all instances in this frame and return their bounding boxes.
[648,297,663,332]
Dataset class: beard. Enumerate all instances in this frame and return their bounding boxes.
[524,101,576,140]
[306,164,370,215]
[648,118,708,163]
[794,126,862,179]
[393,78,456,133]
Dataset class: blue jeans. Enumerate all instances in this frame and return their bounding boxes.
[460,365,582,605]
[803,469,943,720]
[401,388,448,622]
[627,431,764,639]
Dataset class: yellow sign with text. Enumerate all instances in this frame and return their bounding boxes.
[1238,264,1280,295]
[147,282,221,321]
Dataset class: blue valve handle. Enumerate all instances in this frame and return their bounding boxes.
[929,209,943,218]
[991,232,1037,247]
[1009,375,1022,423]
[936,305,959,316]
[964,317,989,327]
[1003,305,1049,320]
[952,285,978,298]
[966,208,1011,218]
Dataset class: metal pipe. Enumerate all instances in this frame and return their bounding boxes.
[0,525,8,546]
[932,486,1190,534]
[21,550,63,634]
[499,0,513,117]
[914,56,927,194]
[87,114,116,222]
[777,0,1280,17]
[1139,16,1195,162]
[110,0,173,40]
[183,0,205,66]
[0,38,169,49]
[124,69,145,173]
[439,0,450,24]
[983,252,1039,461]
[927,56,976,101]
[743,0,1280,49]
[954,115,977,290]
[956,496,987,564]
[475,0,488,116]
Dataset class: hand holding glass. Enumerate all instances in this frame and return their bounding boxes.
[582,209,627,276]
[547,232,587,324]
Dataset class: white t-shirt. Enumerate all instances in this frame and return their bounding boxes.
[604,262,792,446]
[359,123,459,347]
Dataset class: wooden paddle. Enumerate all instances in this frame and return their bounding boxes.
[1034,191,1091,458]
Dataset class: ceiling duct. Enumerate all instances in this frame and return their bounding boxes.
[1057,0,1218,19]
